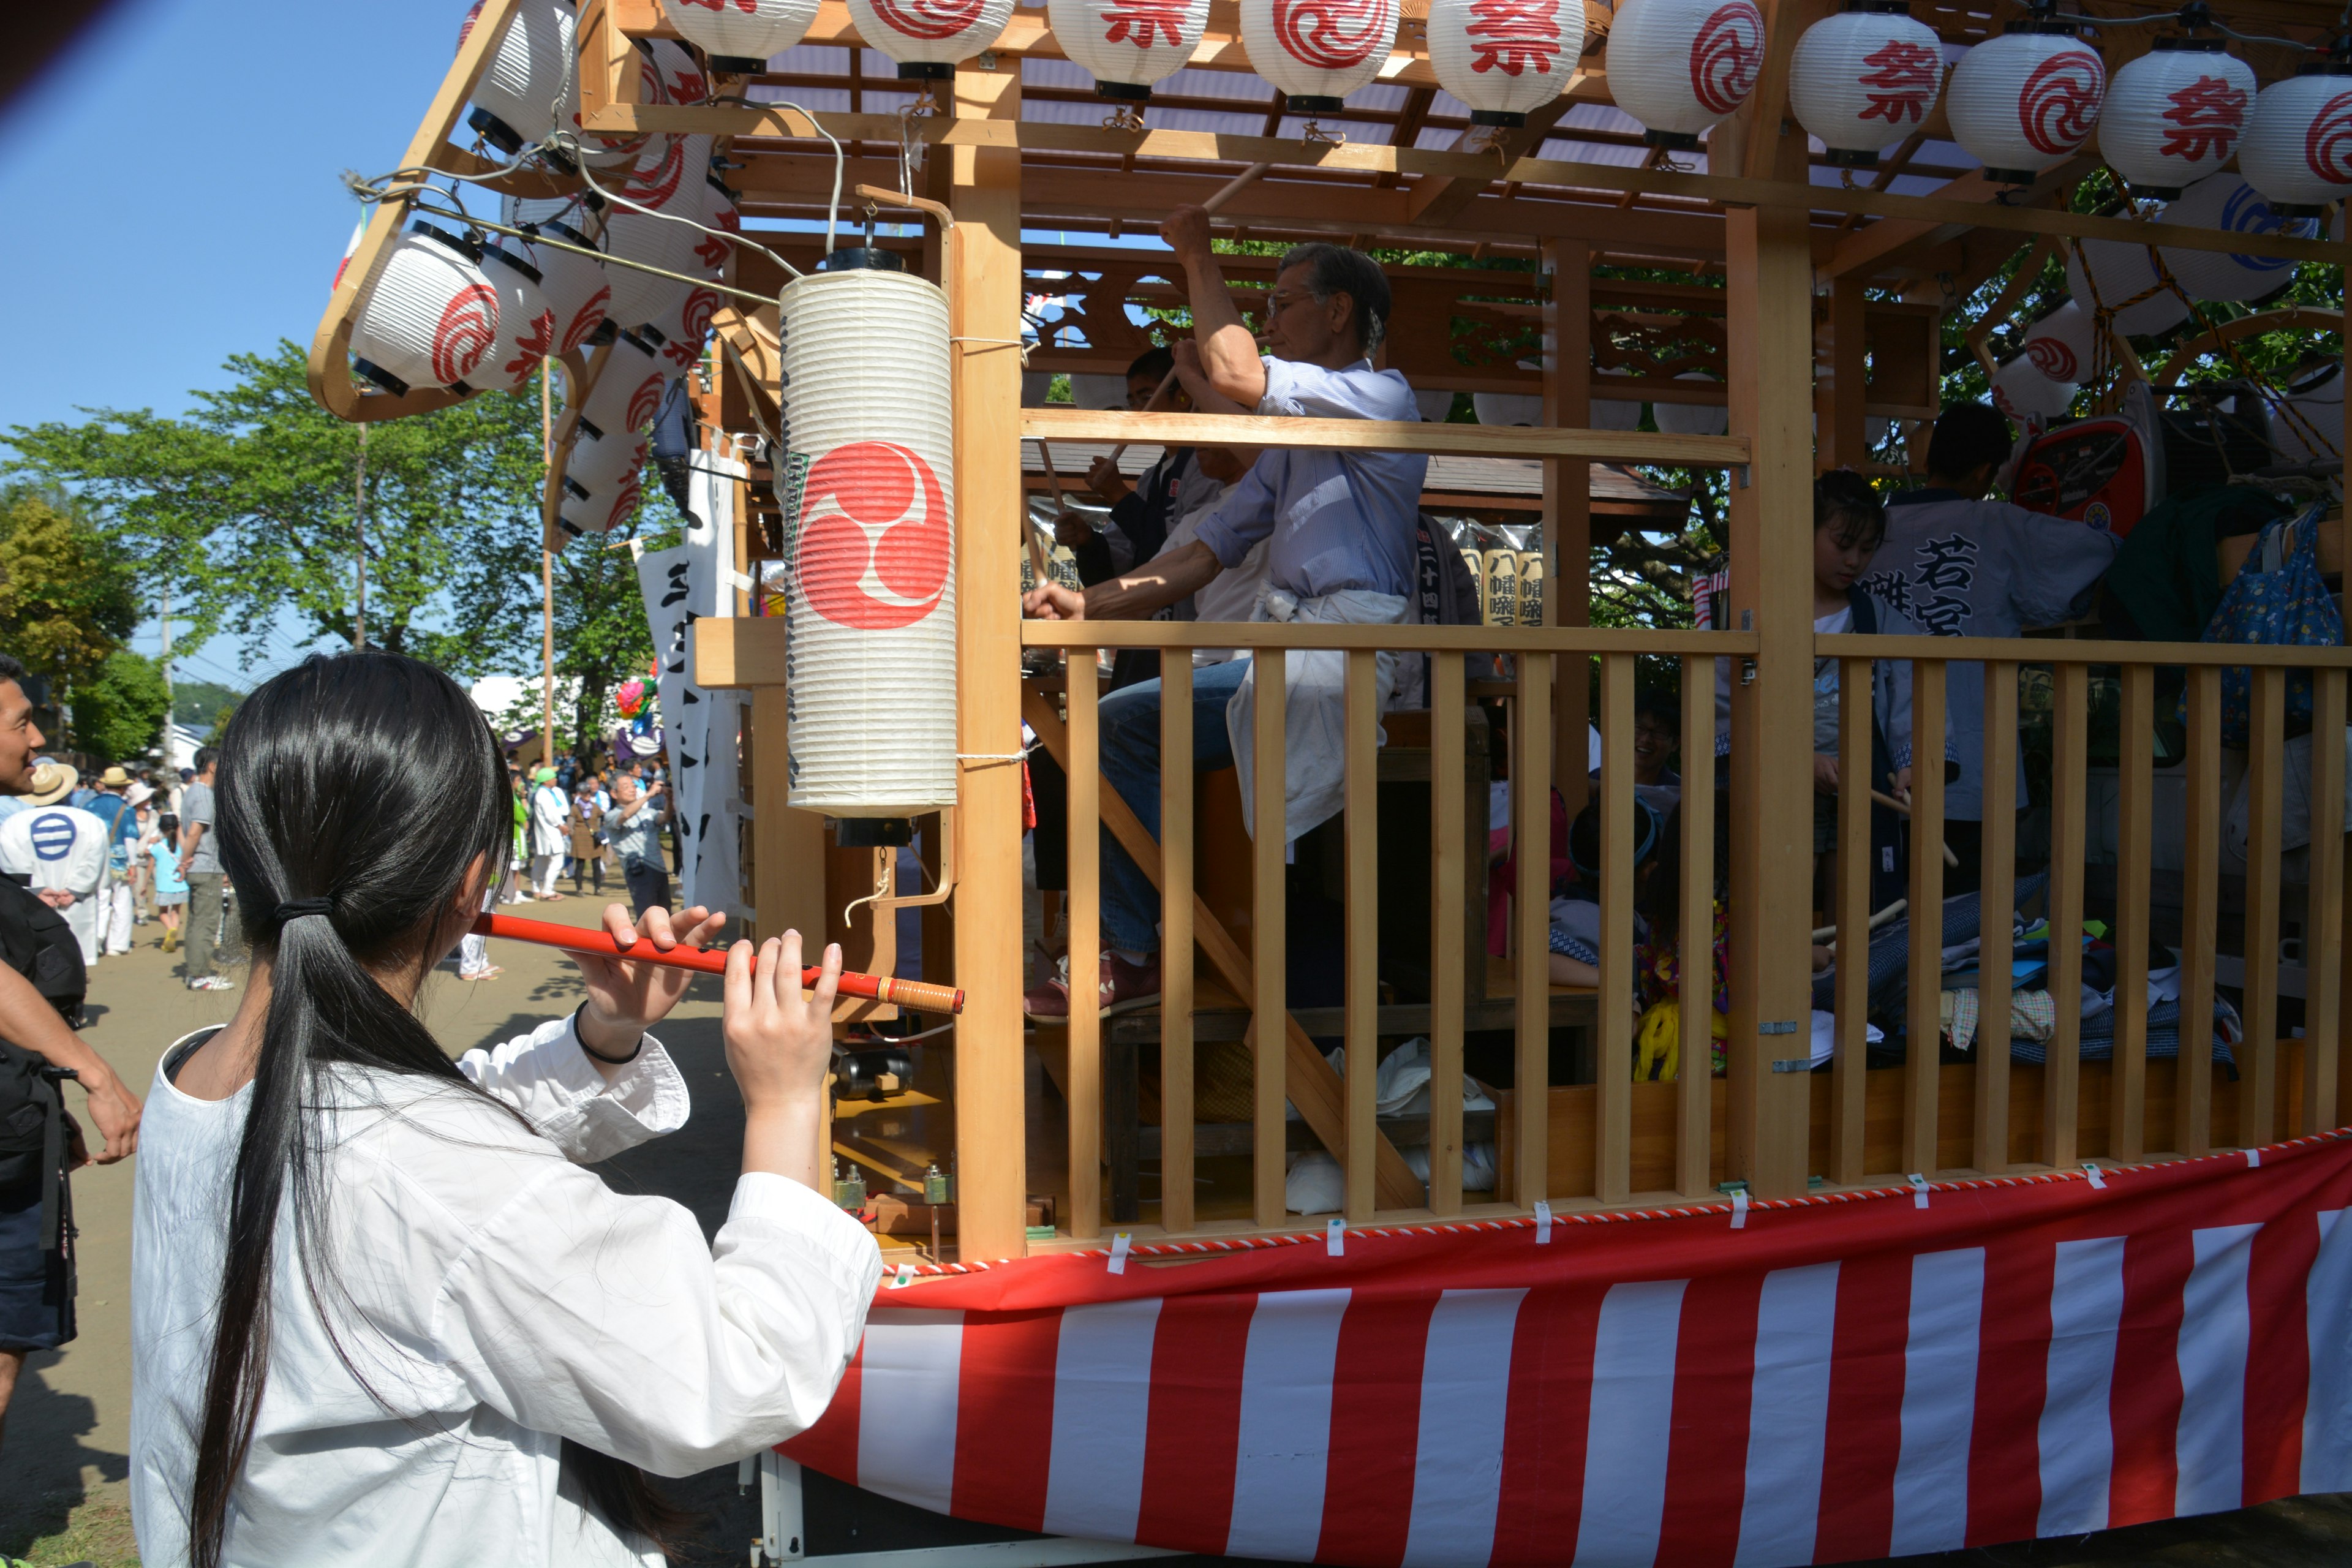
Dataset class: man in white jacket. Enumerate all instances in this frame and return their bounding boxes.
[0,765,111,965]
[527,766,571,900]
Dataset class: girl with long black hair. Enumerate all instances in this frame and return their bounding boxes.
[129,652,878,1567]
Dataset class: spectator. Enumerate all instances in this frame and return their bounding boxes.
[149,812,187,952]
[503,768,530,903]
[85,766,137,957]
[1628,693,1683,814]
[528,766,570,902]
[0,765,111,967]
[573,771,610,894]
[603,772,673,916]
[126,783,157,924]
[179,747,229,990]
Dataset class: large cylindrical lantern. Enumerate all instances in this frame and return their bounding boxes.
[1787,2,1945,168]
[658,0,820,72]
[845,0,1016,80]
[1050,0,1211,102]
[1426,0,1585,127]
[2159,173,2317,303]
[2065,236,2188,337]
[1946,21,2105,184]
[2097,37,2253,200]
[459,0,576,155]
[477,244,560,392]
[2237,57,2352,216]
[1239,0,1400,112]
[348,224,500,397]
[777,268,957,816]
[1603,0,1766,149]
[1989,353,2075,421]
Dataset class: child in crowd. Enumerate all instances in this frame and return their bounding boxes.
[150,812,187,951]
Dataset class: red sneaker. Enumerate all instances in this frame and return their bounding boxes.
[1023,951,1162,1020]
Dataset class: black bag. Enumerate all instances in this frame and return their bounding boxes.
[0,876,88,1200]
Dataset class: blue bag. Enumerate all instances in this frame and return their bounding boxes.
[2190,503,2346,747]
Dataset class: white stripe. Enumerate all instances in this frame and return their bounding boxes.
[2038,1235,2127,1537]
[1040,1296,1164,1542]
[2303,1210,2352,1493]
[856,1308,964,1516]
[1888,1248,1985,1555]
[1401,1289,1528,1568]
[1224,1289,1353,1561]
[1732,1262,1839,1568]
[2175,1223,2260,1516]
[1572,1278,1687,1567]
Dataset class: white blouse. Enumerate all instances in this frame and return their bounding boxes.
[130,1016,881,1567]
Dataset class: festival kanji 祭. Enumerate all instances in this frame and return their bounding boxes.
[1100,0,1193,47]
[2160,73,2250,160]
[1466,0,1566,75]
[1858,37,1939,123]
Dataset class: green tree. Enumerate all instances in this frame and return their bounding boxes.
[0,491,142,739]
[72,650,171,763]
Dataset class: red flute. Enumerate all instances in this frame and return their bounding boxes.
[472,911,966,1014]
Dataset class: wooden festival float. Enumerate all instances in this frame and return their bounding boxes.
[315,0,2352,1562]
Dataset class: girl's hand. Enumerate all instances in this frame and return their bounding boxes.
[722,930,840,1117]
[576,902,726,1057]
[1812,755,1840,796]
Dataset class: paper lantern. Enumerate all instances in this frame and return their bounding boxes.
[2237,58,2352,216]
[1414,388,1457,421]
[1603,0,1765,149]
[1068,372,1130,409]
[2158,173,2319,303]
[2096,38,2253,200]
[575,329,670,448]
[1787,2,1945,168]
[844,0,1016,79]
[477,244,562,392]
[692,175,741,277]
[1946,22,2105,184]
[600,135,717,329]
[516,216,613,352]
[564,428,649,507]
[641,285,725,378]
[1049,0,1211,101]
[647,37,710,104]
[1989,353,2075,421]
[2268,361,2343,472]
[658,0,820,72]
[458,0,576,155]
[1591,366,1642,430]
[1472,390,1542,424]
[348,224,500,397]
[1652,371,1727,435]
[1238,0,1400,113]
[2017,300,2095,386]
[2065,237,2189,337]
[1425,0,1585,127]
[777,267,957,815]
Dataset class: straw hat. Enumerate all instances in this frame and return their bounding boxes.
[100,765,132,788]
[23,761,77,806]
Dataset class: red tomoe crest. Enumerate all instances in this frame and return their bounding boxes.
[1101,0,1194,48]
[562,285,612,353]
[1687,1,1763,117]
[2305,89,2352,184]
[1273,0,1392,72]
[605,472,643,533]
[2025,335,2076,382]
[867,0,987,42]
[624,371,666,433]
[796,442,952,631]
[2158,74,2246,163]
[503,309,558,386]
[663,290,722,368]
[2016,49,2103,157]
[431,285,499,385]
[624,138,689,209]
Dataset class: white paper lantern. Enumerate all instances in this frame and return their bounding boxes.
[1022,370,1053,405]
[642,285,725,378]
[1652,371,1728,435]
[1426,0,1584,127]
[575,330,671,448]
[477,244,562,392]
[349,224,501,397]
[2237,59,2352,216]
[1068,372,1130,409]
[1947,23,2105,184]
[1989,353,2075,421]
[1050,0,1210,101]
[2097,38,2253,200]
[458,0,576,155]
[562,429,648,510]
[658,0,820,71]
[647,37,710,104]
[1591,366,1642,429]
[2018,300,2095,386]
[2158,173,2318,303]
[518,216,614,353]
[2267,361,2343,471]
[1472,390,1542,424]
[778,268,958,815]
[601,135,717,328]
[1238,0,1400,111]
[562,466,644,537]
[692,175,741,277]
[1787,2,1945,168]
[1603,0,1765,148]
[1414,387,1457,421]
[845,0,1016,79]
[2065,237,2189,337]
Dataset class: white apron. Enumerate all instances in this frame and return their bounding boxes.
[1226,587,1408,843]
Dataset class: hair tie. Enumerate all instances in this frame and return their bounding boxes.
[271,898,336,929]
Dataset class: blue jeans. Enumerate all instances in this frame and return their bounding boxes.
[1096,658,1250,953]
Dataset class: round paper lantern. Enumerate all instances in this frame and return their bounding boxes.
[564,428,649,508]
[1652,371,1727,435]
[2018,299,2095,386]
[1947,21,2105,184]
[477,244,561,392]
[458,0,576,155]
[844,0,1016,80]
[517,216,614,352]
[1787,1,1946,168]
[658,0,820,72]
[2237,57,2352,216]
[2158,173,2319,303]
[600,135,716,328]
[2267,360,2343,470]
[1472,390,1542,424]
[691,174,741,277]
[348,224,500,397]
[647,37,710,104]
[575,329,670,448]
[1238,0,1400,112]
[1049,0,1211,101]
[1591,366,1643,430]
[1414,388,1457,421]
[777,266,957,815]
[1603,0,1765,149]
[642,285,725,377]
[2097,37,2252,200]
[2065,237,2189,337]
[1426,0,1585,127]
[1989,353,2075,421]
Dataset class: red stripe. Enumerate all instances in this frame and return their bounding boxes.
[2107,1229,2193,1527]
[780,1343,862,1483]
[1811,1248,1912,1562]
[1134,1292,1254,1553]
[1966,1231,2055,1546]
[2241,1212,2318,1506]
[1490,1282,1606,1567]
[1314,1292,1441,1567]
[1653,1270,1762,1567]
[948,1307,1063,1531]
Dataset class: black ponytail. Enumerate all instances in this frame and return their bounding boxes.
[187,651,690,1568]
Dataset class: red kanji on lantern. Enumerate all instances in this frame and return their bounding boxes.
[1857,38,1938,123]
[1100,0,1193,47]
[1465,0,1564,76]
[2158,74,2248,162]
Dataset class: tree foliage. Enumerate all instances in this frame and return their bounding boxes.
[74,650,172,764]
[0,490,142,742]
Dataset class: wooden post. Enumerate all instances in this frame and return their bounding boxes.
[2113,663,2155,1159]
[1904,662,1947,1175]
[1678,655,1718,1197]
[946,58,1029,1262]
[1513,647,1553,1207]
[1723,205,1817,1199]
[2179,665,2222,1158]
[2042,663,2087,1169]
[2305,668,2347,1134]
[1544,239,1594,816]
[1833,657,1871,1185]
[1976,662,2019,1172]
[1826,279,1868,473]
[1595,655,1635,1202]
[2241,665,2288,1148]
[1253,652,1290,1227]
[1159,657,1196,1234]
[1344,650,1379,1221]
[1065,660,1102,1239]
[750,687,827,948]
[1429,651,1468,1216]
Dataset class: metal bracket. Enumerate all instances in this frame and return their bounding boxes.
[1734,464,1751,488]
[1759,1019,1800,1035]
[754,1451,1183,1568]
[1770,1058,1811,1074]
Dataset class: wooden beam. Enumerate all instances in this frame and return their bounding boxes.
[1406,97,1578,227]
[1546,239,1594,816]
[1022,407,1748,466]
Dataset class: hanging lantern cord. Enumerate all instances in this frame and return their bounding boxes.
[2052,3,2329,53]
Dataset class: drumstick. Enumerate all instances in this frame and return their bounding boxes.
[1868,789,1961,870]
[473,911,966,1013]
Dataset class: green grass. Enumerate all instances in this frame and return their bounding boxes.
[1,1490,138,1568]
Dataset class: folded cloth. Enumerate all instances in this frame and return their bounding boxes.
[1943,987,2062,1054]
[2010,995,2241,1069]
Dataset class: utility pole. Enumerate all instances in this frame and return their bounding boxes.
[354,421,369,648]
[159,584,173,715]
[541,360,557,771]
